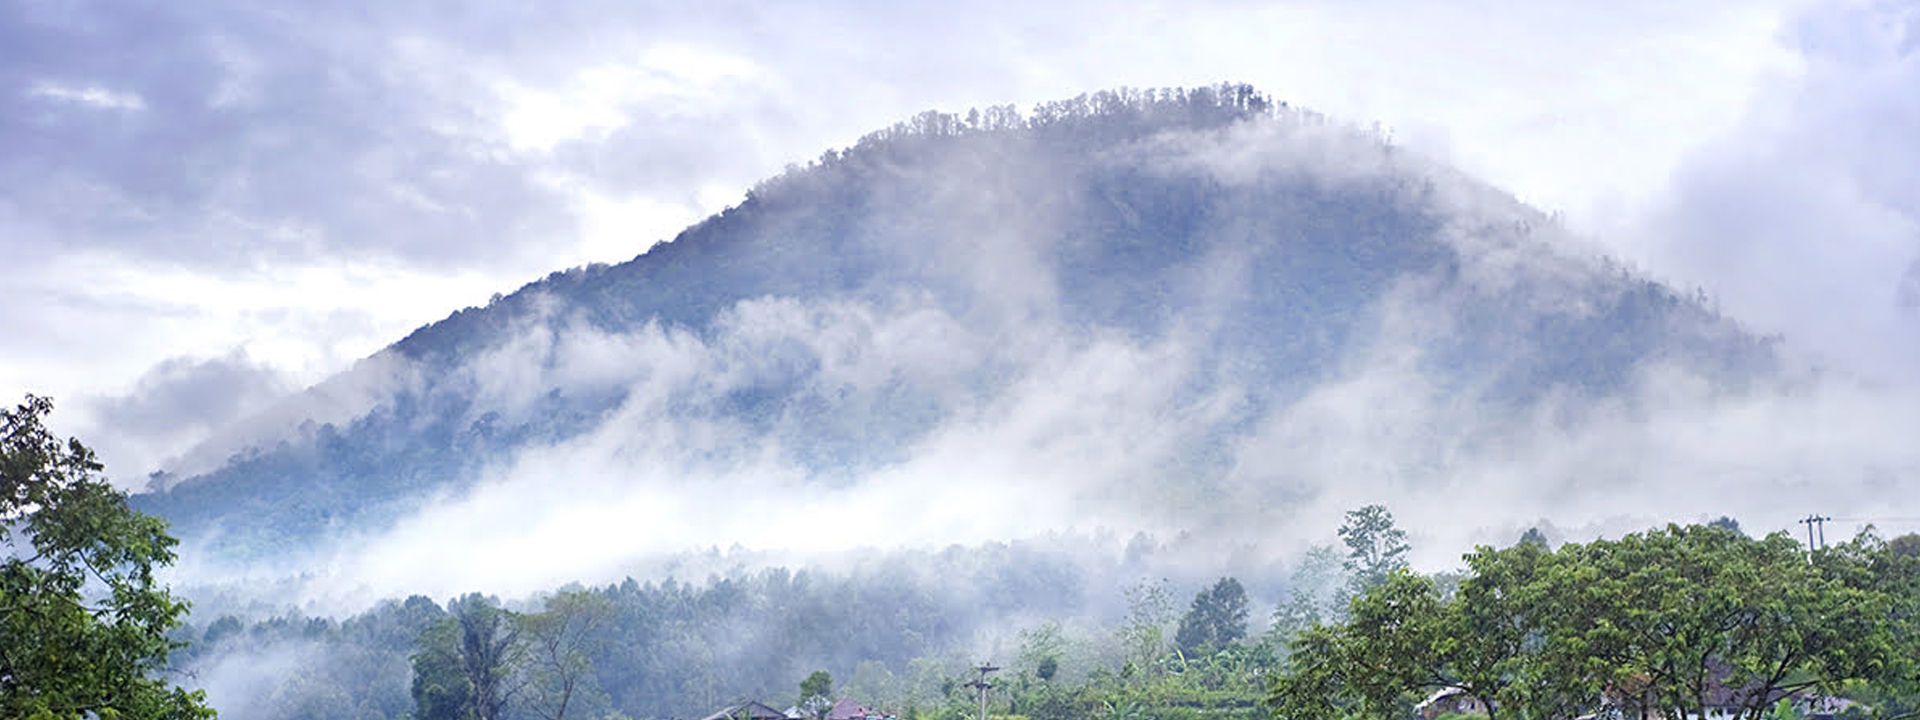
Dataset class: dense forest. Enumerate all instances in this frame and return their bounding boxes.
[132,84,1774,561]
[13,393,1918,720]
[24,85,1888,720]
[158,506,1920,720]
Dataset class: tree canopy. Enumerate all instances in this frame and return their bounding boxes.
[0,395,213,719]
[1176,577,1251,656]
[1270,524,1920,720]
[1337,505,1410,594]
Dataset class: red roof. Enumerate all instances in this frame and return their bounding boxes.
[827,699,873,720]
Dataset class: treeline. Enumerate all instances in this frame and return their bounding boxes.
[169,509,1920,720]
[166,505,1413,720]
[171,542,1095,720]
[1271,525,1920,720]
[747,83,1314,204]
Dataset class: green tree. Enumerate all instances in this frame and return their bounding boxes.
[1271,522,1920,720]
[411,616,473,720]
[1017,622,1066,683]
[1708,515,1745,536]
[1337,505,1409,594]
[522,590,614,720]
[1886,532,1920,558]
[800,669,834,719]
[0,395,215,720]
[1516,527,1549,548]
[1174,577,1250,656]
[1513,527,1920,720]
[412,594,524,720]
[1117,579,1173,676]
[1268,545,1346,654]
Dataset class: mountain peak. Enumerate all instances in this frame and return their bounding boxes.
[135,84,1771,561]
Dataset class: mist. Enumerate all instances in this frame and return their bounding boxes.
[156,102,1920,618]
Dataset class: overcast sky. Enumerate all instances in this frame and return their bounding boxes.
[2,0,1915,478]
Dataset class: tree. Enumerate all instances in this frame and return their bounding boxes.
[1270,523,1920,720]
[1516,527,1549,548]
[522,590,614,720]
[1017,622,1066,683]
[1337,505,1409,594]
[0,395,214,719]
[1271,561,1543,720]
[1116,579,1173,675]
[1036,656,1059,682]
[1268,544,1346,653]
[1708,515,1745,536]
[1542,526,1917,720]
[1885,532,1920,559]
[1174,577,1250,656]
[412,594,525,720]
[800,669,834,720]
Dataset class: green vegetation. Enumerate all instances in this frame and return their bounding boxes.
[1,395,213,719]
[150,505,1920,720]
[1270,524,1920,720]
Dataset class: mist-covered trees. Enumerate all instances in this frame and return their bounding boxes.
[800,670,834,719]
[0,395,214,719]
[521,590,614,720]
[136,75,1778,567]
[159,507,1920,720]
[411,594,525,720]
[1175,578,1251,656]
[1337,504,1409,594]
[1269,525,1920,720]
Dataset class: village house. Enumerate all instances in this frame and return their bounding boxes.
[1416,688,1492,720]
[701,698,893,720]
[699,701,794,720]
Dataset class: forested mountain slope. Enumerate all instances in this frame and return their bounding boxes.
[132,84,1774,558]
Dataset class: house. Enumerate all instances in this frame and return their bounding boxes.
[700,701,795,720]
[1416,688,1491,720]
[1588,671,1869,720]
[826,698,890,720]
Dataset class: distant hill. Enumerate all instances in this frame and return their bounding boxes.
[132,84,1774,558]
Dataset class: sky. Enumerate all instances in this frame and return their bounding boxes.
[2,0,1917,484]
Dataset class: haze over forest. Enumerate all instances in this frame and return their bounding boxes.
[5,2,1920,720]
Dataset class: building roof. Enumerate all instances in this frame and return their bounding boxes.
[827,698,875,720]
[701,701,793,720]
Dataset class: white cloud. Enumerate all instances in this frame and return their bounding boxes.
[1622,0,1920,381]
[14,0,1920,600]
[29,81,146,110]
[497,45,767,154]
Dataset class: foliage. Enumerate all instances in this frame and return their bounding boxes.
[411,594,525,720]
[156,509,1920,720]
[1269,524,1920,720]
[1174,578,1251,656]
[1709,515,1745,536]
[1266,545,1346,657]
[1516,527,1548,548]
[1117,579,1175,676]
[801,669,835,719]
[1337,505,1410,595]
[522,590,615,720]
[0,395,214,720]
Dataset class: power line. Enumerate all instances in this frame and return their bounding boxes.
[1828,517,1920,524]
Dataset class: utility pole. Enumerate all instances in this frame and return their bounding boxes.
[965,663,999,720]
[1799,515,1832,552]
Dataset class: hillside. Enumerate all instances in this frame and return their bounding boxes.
[131,84,1775,559]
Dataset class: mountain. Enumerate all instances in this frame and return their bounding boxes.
[132,84,1774,560]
